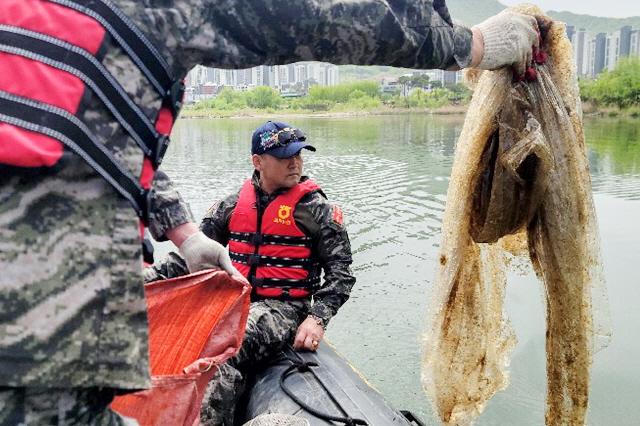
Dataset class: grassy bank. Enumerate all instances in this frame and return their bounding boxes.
[180,104,469,119]
[582,102,640,119]
[181,101,638,120]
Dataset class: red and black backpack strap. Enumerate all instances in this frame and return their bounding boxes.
[47,0,183,116]
[0,0,183,225]
[0,90,153,222]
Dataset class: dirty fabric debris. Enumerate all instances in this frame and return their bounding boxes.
[421,5,611,426]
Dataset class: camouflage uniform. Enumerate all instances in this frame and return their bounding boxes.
[147,173,355,425]
[0,0,471,422]
[200,300,309,426]
[0,387,137,426]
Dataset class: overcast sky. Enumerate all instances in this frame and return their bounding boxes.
[499,0,640,18]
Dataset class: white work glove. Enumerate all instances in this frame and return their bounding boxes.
[142,266,159,283]
[178,231,239,275]
[473,10,539,76]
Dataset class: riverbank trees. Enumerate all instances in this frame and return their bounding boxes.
[185,81,470,116]
[580,57,640,111]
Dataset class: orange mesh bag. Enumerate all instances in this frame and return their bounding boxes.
[112,270,251,426]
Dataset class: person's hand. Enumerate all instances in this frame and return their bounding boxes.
[178,231,240,276]
[471,10,539,76]
[293,316,325,351]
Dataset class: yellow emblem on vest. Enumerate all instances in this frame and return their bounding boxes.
[274,205,292,225]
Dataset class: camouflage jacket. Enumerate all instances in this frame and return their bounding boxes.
[148,173,356,326]
[0,0,471,388]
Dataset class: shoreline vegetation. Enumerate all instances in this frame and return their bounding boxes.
[181,58,640,120]
[182,80,473,119]
[181,104,470,119]
[181,103,640,120]
[580,58,640,119]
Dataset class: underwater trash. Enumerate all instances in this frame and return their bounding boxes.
[421,5,611,426]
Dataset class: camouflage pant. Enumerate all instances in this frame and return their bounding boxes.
[0,387,137,426]
[200,299,308,426]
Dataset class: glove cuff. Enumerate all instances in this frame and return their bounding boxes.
[178,231,209,273]
[475,22,513,70]
[178,231,204,254]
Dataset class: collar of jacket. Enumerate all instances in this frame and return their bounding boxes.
[251,170,310,200]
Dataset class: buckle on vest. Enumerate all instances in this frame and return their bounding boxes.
[154,135,170,167]
[138,188,154,226]
[251,234,263,245]
[142,236,155,264]
[248,254,261,266]
[168,80,185,118]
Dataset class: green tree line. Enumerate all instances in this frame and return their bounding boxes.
[186,80,472,114]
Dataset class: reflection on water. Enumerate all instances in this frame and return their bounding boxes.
[587,119,640,201]
[158,116,640,425]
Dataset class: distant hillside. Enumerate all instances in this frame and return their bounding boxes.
[547,11,640,34]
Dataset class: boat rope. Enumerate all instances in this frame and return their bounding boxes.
[278,351,369,426]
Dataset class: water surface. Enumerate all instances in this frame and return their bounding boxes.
[156,116,640,425]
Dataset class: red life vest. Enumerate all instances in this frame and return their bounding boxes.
[228,179,323,299]
[0,0,184,226]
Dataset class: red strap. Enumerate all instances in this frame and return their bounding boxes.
[138,90,181,233]
[232,262,251,278]
[139,157,155,189]
[256,266,308,280]
[289,288,311,298]
[155,106,175,136]
[1,0,106,54]
[0,125,63,167]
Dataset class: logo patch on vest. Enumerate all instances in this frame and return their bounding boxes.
[274,204,292,225]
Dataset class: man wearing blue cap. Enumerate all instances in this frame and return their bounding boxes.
[146,121,356,425]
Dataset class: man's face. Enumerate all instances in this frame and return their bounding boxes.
[253,152,304,192]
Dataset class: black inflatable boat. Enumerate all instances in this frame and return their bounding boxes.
[241,342,425,425]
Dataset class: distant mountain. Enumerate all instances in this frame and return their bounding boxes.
[546,11,640,34]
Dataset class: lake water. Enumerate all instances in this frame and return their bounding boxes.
[155,115,640,425]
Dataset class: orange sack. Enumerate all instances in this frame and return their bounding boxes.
[111,270,251,426]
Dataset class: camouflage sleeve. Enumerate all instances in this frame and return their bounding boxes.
[173,0,473,72]
[143,252,189,283]
[200,192,239,245]
[296,193,356,325]
[147,170,194,242]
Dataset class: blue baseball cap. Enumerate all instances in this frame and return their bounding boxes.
[251,121,316,159]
